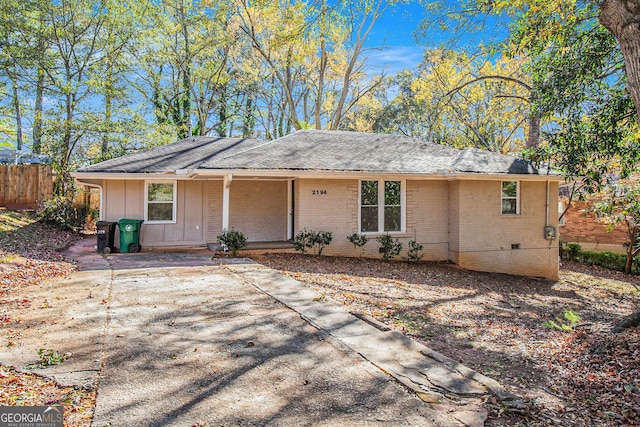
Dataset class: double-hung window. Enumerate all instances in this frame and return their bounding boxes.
[501,181,519,215]
[360,180,404,233]
[145,181,176,223]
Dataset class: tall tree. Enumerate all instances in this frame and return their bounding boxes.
[39,0,110,194]
[599,0,640,126]
[237,0,391,132]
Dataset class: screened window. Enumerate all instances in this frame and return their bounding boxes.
[360,180,403,233]
[146,182,176,222]
[501,181,519,215]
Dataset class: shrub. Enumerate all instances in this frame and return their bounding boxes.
[293,229,316,254]
[347,233,369,256]
[560,242,640,274]
[580,250,627,272]
[36,196,84,231]
[314,231,333,255]
[293,229,332,255]
[216,229,248,256]
[562,243,582,261]
[376,234,402,260]
[405,240,424,262]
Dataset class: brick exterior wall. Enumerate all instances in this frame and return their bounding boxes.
[294,177,558,279]
[295,178,357,256]
[229,180,288,242]
[98,175,560,279]
[560,200,628,249]
[449,180,559,280]
[294,178,451,260]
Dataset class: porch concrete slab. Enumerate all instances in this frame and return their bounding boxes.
[228,264,517,415]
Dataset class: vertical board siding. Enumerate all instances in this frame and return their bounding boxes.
[0,165,53,208]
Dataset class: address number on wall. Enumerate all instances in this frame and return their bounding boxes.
[312,190,327,195]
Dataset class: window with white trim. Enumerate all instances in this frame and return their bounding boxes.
[501,181,519,215]
[145,181,176,223]
[360,180,404,233]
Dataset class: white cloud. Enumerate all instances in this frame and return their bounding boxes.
[365,45,423,76]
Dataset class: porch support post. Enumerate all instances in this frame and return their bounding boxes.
[287,179,293,240]
[222,174,232,231]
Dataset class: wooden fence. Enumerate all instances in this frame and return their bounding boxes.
[0,164,54,209]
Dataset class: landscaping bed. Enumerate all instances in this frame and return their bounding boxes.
[253,253,640,426]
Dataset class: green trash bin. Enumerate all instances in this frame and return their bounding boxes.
[117,219,144,253]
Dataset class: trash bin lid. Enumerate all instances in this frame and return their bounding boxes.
[117,218,144,225]
[118,218,144,231]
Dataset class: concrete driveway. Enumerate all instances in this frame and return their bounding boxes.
[1,239,510,426]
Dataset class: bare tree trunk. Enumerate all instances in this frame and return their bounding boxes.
[33,67,45,154]
[612,308,640,333]
[623,221,639,274]
[238,1,302,130]
[526,112,541,148]
[315,0,327,130]
[102,61,113,158]
[599,0,640,127]
[11,75,23,152]
[331,0,385,130]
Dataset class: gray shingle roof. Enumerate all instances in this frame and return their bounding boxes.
[204,130,543,175]
[76,137,264,173]
[76,130,546,175]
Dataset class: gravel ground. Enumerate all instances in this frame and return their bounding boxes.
[253,253,640,426]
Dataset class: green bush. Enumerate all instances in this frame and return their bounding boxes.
[405,240,424,262]
[347,233,369,256]
[561,242,640,274]
[293,229,333,255]
[580,250,627,272]
[564,243,582,261]
[376,234,402,260]
[293,229,315,254]
[36,196,84,231]
[314,231,333,255]
[216,229,248,256]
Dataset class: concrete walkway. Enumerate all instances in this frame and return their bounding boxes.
[227,264,522,427]
[1,239,519,426]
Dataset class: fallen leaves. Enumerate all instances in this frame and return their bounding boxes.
[0,211,94,426]
[0,365,95,427]
[253,253,640,427]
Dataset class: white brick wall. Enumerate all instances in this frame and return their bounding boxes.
[229,180,288,242]
[450,179,559,279]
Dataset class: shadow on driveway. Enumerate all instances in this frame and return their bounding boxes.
[85,243,459,426]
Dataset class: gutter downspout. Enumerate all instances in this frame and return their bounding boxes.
[74,178,103,221]
[546,180,550,227]
[222,174,232,231]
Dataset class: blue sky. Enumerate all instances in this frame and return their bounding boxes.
[366,2,511,75]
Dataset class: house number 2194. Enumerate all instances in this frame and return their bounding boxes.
[312,190,327,195]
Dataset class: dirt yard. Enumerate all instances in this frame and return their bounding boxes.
[253,253,640,427]
[0,211,94,426]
